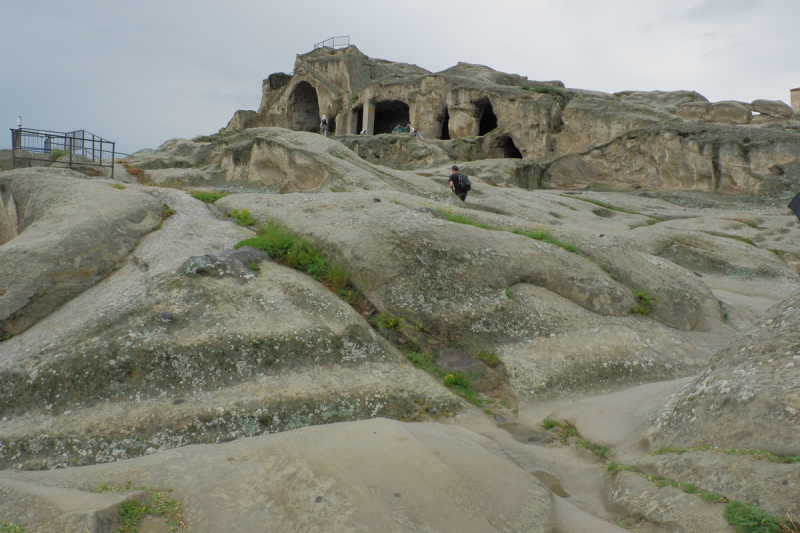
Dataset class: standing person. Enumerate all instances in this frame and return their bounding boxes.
[408,124,424,139]
[391,123,407,133]
[449,165,471,202]
[320,115,328,137]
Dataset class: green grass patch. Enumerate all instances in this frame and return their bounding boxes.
[92,484,184,533]
[541,417,559,430]
[434,206,495,230]
[402,342,485,408]
[512,228,579,253]
[189,190,229,203]
[564,195,661,220]
[0,525,27,533]
[600,264,619,280]
[110,183,127,190]
[725,501,796,533]
[631,289,657,315]
[577,437,610,459]
[236,219,365,309]
[371,312,406,332]
[50,149,69,161]
[473,351,500,368]
[505,286,515,299]
[651,445,800,464]
[231,208,255,226]
[770,249,800,260]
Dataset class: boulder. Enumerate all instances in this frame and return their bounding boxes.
[706,101,752,125]
[676,101,711,121]
[751,99,794,119]
[614,90,708,112]
[650,288,800,455]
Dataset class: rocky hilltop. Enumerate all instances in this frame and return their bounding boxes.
[1,47,799,532]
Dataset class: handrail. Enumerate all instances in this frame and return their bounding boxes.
[313,36,350,50]
[10,127,117,179]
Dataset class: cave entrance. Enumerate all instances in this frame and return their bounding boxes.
[287,81,320,132]
[476,99,498,136]
[439,107,451,140]
[493,135,523,159]
[352,105,364,134]
[374,100,410,134]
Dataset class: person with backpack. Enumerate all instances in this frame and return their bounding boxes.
[449,165,471,201]
[320,115,328,137]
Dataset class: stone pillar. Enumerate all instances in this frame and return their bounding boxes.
[363,99,376,135]
[792,88,800,113]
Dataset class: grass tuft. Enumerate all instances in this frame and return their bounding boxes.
[631,289,657,315]
[189,191,228,203]
[725,501,793,533]
[473,351,500,368]
[434,206,495,230]
[231,209,255,226]
[513,228,579,253]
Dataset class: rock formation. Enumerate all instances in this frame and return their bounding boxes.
[2,46,800,532]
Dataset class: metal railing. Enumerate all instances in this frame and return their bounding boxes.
[10,127,116,178]
[313,36,350,50]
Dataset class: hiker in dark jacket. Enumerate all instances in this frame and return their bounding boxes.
[449,165,469,202]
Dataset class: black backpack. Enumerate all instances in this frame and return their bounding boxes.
[457,173,471,191]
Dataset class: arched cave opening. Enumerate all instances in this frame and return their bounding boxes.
[439,107,451,140]
[287,81,321,132]
[374,100,410,134]
[476,99,498,136]
[493,136,523,158]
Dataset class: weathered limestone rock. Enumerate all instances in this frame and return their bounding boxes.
[557,96,680,156]
[0,185,460,470]
[677,101,711,121]
[614,90,708,112]
[1,419,555,533]
[650,288,800,455]
[0,477,143,533]
[706,101,752,125]
[0,169,163,336]
[751,99,795,119]
[545,122,800,197]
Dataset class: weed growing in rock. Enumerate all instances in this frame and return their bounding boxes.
[651,445,800,464]
[0,524,26,533]
[512,228,579,253]
[189,191,228,203]
[94,484,185,533]
[236,219,365,310]
[231,209,255,226]
[110,183,127,190]
[600,264,619,280]
[564,195,661,221]
[163,205,177,218]
[49,149,69,161]
[402,342,485,409]
[1,332,12,342]
[434,206,495,230]
[474,351,500,368]
[631,290,657,315]
[770,249,800,260]
[123,161,149,184]
[504,286,515,299]
[541,417,558,430]
[371,312,406,331]
[577,437,610,459]
[725,501,796,533]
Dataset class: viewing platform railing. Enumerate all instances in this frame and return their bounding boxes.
[313,36,350,50]
[10,127,116,179]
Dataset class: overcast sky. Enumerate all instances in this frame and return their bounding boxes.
[3,0,800,154]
